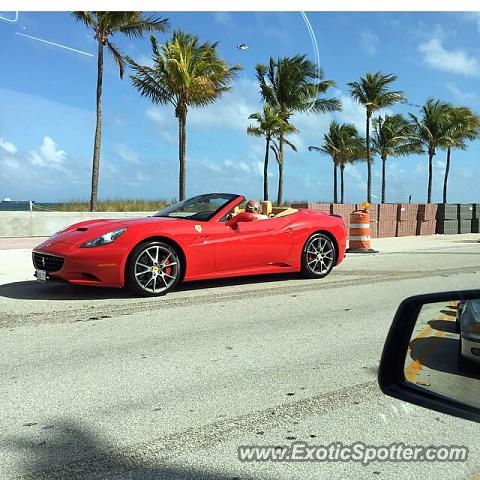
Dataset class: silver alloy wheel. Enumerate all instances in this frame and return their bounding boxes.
[306,236,334,274]
[134,245,179,294]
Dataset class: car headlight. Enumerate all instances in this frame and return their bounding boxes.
[80,227,127,248]
[464,321,480,335]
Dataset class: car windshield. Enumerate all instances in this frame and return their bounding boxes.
[153,193,239,221]
[463,299,480,322]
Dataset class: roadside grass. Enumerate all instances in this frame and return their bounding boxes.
[49,199,171,212]
[34,198,309,212]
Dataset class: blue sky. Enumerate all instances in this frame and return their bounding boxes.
[0,11,479,203]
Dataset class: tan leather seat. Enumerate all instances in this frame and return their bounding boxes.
[274,207,299,218]
[261,201,272,216]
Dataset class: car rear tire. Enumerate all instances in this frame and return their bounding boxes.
[126,241,182,296]
[300,233,336,279]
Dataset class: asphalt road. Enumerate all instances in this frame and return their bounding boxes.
[1,234,480,480]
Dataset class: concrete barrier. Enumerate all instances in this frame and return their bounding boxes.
[0,212,155,238]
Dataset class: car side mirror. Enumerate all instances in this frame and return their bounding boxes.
[378,289,480,423]
[225,211,255,228]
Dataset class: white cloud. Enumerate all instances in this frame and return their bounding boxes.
[115,144,140,164]
[290,90,367,154]
[415,161,426,175]
[144,77,260,139]
[213,12,234,27]
[359,30,380,56]
[419,38,480,77]
[29,136,66,169]
[224,157,263,177]
[344,163,364,183]
[464,12,480,35]
[2,155,20,170]
[0,138,17,154]
[335,94,367,134]
[0,135,82,197]
[146,107,168,124]
[136,53,155,68]
[435,159,446,174]
[188,78,260,132]
[145,107,176,144]
[445,82,477,101]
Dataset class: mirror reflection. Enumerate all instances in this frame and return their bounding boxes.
[404,299,480,409]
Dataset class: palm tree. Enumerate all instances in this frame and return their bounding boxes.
[269,124,298,205]
[247,105,296,201]
[410,99,453,203]
[347,72,404,203]
[256,55,341,204]
[442,106,480,203]
[72,12,169,211]
[371,114,423,203]
[128,31,240,200]
[309,121,366,204]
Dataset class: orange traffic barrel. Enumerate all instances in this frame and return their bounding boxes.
[346,203,378,253]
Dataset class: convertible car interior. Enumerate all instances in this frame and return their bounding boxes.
[231,200,299,219]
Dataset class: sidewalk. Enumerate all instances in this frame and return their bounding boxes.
[369,233,480,254]
[0,237,49,250]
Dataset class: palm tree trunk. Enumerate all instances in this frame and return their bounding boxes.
[443,148,451,204]
[277,135,284,205]
[178,110,187,201]
[90,40,104,212]
[264,137,270,201]
[340,164,345,204]
[427,151,434,204]
[381,156,387,204]
[366,110,372,203]
[333,161,338,204]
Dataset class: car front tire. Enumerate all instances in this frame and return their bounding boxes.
[126,241,182,297]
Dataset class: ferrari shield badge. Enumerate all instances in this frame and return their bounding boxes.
[195,224,202,233]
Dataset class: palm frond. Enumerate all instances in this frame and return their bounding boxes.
[348,71,405,113]
[283,138,297,152]
[116,14,169,38]
[128,30,239,115]
[106,40,126,78]
[71,11,96,28]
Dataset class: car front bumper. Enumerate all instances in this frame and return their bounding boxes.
[32,240,130,288]
[461,332,480,364]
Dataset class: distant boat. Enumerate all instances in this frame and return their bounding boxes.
[237,43,248,50]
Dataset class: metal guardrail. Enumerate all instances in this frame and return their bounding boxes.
[0,201,58,212]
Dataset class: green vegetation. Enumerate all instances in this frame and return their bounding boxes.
[51,14,480,207]
[309,121,366,204]
[347,72,405,204]
[442,106,480,203]
[371,114,422,203]
[255,55,341,205]
[127,31,240,201]
[49,199,170,212]
[72,12,169,211]
[247,105,298,202]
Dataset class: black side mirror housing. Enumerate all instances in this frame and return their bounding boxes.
[378,289,480,423]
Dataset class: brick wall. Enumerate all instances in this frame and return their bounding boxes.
[291,203,480,238]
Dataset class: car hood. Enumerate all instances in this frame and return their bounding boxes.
[37,216,179,246]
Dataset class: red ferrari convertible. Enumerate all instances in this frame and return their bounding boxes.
[32,193,347,296]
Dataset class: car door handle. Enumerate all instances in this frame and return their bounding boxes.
[284,227,293,233]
